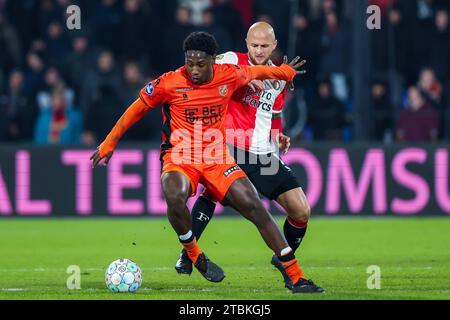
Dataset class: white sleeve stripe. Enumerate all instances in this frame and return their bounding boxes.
[216,51,239,65]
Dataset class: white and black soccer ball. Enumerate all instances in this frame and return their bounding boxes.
[105,259,143,293]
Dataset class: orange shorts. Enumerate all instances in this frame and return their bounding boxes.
[161,150,247,202]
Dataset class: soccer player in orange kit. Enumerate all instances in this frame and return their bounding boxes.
[175,23,323,293]
[90,32,322,293]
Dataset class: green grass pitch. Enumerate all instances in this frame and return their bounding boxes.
[0,217,449,300]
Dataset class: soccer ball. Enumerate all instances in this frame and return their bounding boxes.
[105,258,143,293]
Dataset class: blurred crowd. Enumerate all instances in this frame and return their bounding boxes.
[0,0,449,146]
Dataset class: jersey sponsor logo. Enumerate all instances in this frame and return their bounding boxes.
[145,82,154,95]
[185,108,198,124]
[223,165,241,177]
[219,85,228,96]
[242,87,277,112]
[184,105,223,125]
[243,93,273,112]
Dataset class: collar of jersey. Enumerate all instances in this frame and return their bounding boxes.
[181,66,216,86]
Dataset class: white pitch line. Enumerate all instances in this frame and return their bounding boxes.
[0,266,439,273]
[1,288,26,291]
[0,267,174,272]
[2,287,449,294]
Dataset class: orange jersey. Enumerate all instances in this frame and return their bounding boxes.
[98,63,296,163]
[139,64,252,164]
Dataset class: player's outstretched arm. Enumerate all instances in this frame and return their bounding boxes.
[246,56,306,83]
[90,98,150,168]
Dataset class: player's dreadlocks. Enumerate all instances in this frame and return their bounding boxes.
[183,32,218,56]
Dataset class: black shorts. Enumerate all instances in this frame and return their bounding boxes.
[230,146,300,200]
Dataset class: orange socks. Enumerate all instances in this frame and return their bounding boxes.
[279,248,306,284]
[282,259,305,284]
[182,238,203,264]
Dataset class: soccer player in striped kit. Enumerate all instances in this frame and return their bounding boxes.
[175,23,322,292]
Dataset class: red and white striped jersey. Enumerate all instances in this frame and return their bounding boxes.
[216,51,287,154]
